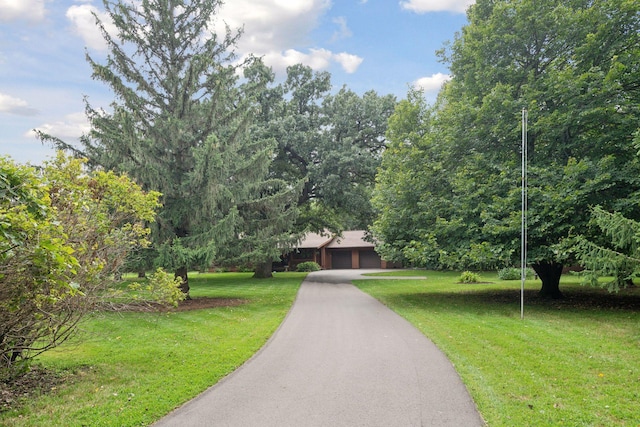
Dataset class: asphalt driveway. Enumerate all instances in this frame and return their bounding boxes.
[153,269,484,426]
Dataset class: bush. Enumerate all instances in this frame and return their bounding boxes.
[459,271,481,283]
[296,261,321,272]
[498,267,534,280]
[0,153,163,378]
[1,157,78,378]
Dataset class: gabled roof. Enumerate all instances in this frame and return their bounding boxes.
[296,230,375,249]
[326,230,375,249]
[296,231,334,249]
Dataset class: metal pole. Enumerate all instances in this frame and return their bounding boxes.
[521,108,528,320]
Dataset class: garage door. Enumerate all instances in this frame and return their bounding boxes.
[331,251,353,269]
[359,250,381,268]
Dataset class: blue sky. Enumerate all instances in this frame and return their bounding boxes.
[0,0,472,164]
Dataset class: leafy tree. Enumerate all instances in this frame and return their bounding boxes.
[43,0,298,288]
[450,0,640,298]
[211,61,304,279]
[372,90,443,267]
[374,0,640,298]
[373,89,512,271]
[42,153,173,305]
[255,64,396,233]
[320,86,397,228]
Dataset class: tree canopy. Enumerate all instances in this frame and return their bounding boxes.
[373,0,640,298]
[253,63,397,233]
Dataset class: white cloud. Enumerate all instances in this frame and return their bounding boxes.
[0,92,39,116]
[399,0,474,14]
[333,52,363,74]
[261,48,330,74]
[216,0,331,53]
[66,4,117,51]
[413,73,450,92]
[216,0,362,75]
[0,0,46,22]
[29,112,90,140]
[331,16,352,42]
[261,49,363,75]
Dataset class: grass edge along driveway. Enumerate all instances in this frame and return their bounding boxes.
[0,272,305,427]
[356,270,640,427]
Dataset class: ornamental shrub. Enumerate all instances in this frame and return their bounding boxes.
[459,271,481,283]
[296,261,321,272]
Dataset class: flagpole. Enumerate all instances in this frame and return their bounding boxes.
[521,108,528,320]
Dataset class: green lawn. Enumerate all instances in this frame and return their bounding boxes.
[4,270,639,426]
[356,270,640,427]
[0,272,305,427]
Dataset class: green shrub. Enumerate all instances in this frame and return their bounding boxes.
[498,267,534,280]
[296,261,321,272]
[459,270,481,283]
[0,153,161,377]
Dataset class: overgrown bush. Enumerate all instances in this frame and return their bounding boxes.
[1,157,78,378]
[498,267,534,280]
[296,261,321,272]
[0,153,172,379]
[459,271,481,283]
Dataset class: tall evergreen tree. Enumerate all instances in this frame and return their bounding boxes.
[45,0,298,290]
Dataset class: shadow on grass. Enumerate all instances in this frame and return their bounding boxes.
[388,286,640,315]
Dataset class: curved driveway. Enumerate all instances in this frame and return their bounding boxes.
[154,270,484,426]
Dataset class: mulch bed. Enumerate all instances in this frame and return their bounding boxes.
[0,366,67,413]
[113,296,249,312]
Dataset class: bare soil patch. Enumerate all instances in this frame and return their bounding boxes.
[173,296,248,311]
[0,366,67,413]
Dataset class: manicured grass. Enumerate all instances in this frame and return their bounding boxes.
[356,270,640,427]
[0,272,305,427]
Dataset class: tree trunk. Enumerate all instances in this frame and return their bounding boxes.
[175,266,190,299]
[531,261,564,299]
[253,262,273,279]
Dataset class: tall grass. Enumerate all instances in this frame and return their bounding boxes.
[356,270,640,426]
[0,272,304,427]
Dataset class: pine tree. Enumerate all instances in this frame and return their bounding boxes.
[52,0,299,291]
[574,206,640,291]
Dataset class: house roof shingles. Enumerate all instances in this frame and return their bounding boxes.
[297,230,375,249]
[326,230,374,249]
[296,232,334,249]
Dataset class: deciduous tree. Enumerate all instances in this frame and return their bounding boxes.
[255,64,396,233]
[374,0,640,298]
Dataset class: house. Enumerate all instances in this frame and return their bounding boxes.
[286,230,401,270]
